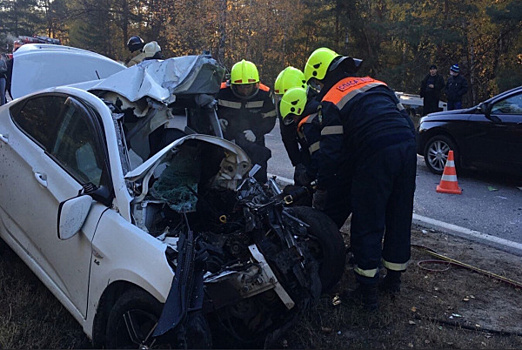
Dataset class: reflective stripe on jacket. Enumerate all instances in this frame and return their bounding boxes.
[216,82,276,145]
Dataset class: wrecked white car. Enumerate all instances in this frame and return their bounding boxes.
[0,44,345,348]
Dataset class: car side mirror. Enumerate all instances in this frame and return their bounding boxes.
[87,185,113,207]
[57,195,92,240]
[478,102,489,116]
[479,102,503,123]
[479,102,497,120]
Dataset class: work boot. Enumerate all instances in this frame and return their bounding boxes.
[342,283,379,311]
[379,270,402,295]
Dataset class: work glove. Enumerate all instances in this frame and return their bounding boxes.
[243,129,256,142]
[312,189,327,211]
[219,119,228,131]
[293,163,311,186]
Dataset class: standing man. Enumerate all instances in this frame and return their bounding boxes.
[216,59,276,183]
[420,64,444,115]
[303,47,417,310]
[445,64,468,110]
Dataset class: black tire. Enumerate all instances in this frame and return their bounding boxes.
[423,134,458,175]
[286,206,346,292]
[105,288,211,349]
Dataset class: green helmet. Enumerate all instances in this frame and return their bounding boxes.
[274,67,306,95]
[304,47,340,82]
[280,87,308,124]
[230,59,259,84]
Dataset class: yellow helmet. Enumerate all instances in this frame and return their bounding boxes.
[230,59,259,84]
[274,67,306,95]
[280,87,308,124]
[304,47,340,82]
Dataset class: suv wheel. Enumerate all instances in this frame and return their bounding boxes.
[423,135,458,175]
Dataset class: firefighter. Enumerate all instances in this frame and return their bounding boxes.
[303,47,416,310]
[216,59,276,183]
[273,67,311,185]
[126,36,162,67]
[280,87,350,228]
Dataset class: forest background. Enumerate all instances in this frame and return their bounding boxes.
[0,0,520,107]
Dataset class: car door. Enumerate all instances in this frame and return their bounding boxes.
[0,93,109,318]
[468,92,522,173]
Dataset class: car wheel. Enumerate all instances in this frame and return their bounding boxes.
[286,206,346,292]
[105,288,211,349]
[423,135,458,175]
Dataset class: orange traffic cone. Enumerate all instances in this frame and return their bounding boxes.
[436,150,462,194]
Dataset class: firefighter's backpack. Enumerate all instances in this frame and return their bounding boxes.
[0,54,7,75]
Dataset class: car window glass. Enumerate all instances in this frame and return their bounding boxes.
[11,95,66,150]
[491,93,522,114]
[51,99,104,186]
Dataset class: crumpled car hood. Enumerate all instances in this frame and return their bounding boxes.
[125,134,251,183]
[82,55,225,104]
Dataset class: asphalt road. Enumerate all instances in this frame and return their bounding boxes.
[265,120,522,253]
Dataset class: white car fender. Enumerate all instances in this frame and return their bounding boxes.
[84,207,173,338]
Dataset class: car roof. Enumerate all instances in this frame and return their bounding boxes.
[11,44,125,99]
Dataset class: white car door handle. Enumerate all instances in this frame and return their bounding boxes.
[34,172,48,188]
[0,133,8,143]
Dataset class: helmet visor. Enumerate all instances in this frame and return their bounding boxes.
[231,83,259,99]
[307,78,323,95]
[282,114,298,126]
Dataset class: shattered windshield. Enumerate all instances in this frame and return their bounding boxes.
[150,149,200,212]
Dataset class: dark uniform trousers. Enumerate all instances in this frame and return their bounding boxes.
[350,139,416,285]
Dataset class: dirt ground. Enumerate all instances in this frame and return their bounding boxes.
[282,225,522,349]
[0,225,521,349]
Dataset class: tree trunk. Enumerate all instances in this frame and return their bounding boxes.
[217,0,227,64]
[122,0,129,52]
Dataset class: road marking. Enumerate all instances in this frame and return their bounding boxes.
[413,214,522,254]
[269,173,522,255]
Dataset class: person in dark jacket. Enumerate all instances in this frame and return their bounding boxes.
[420,65,445,115]
[217,59,276,183]
[303,47,417,310]
[445,64,468,110]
